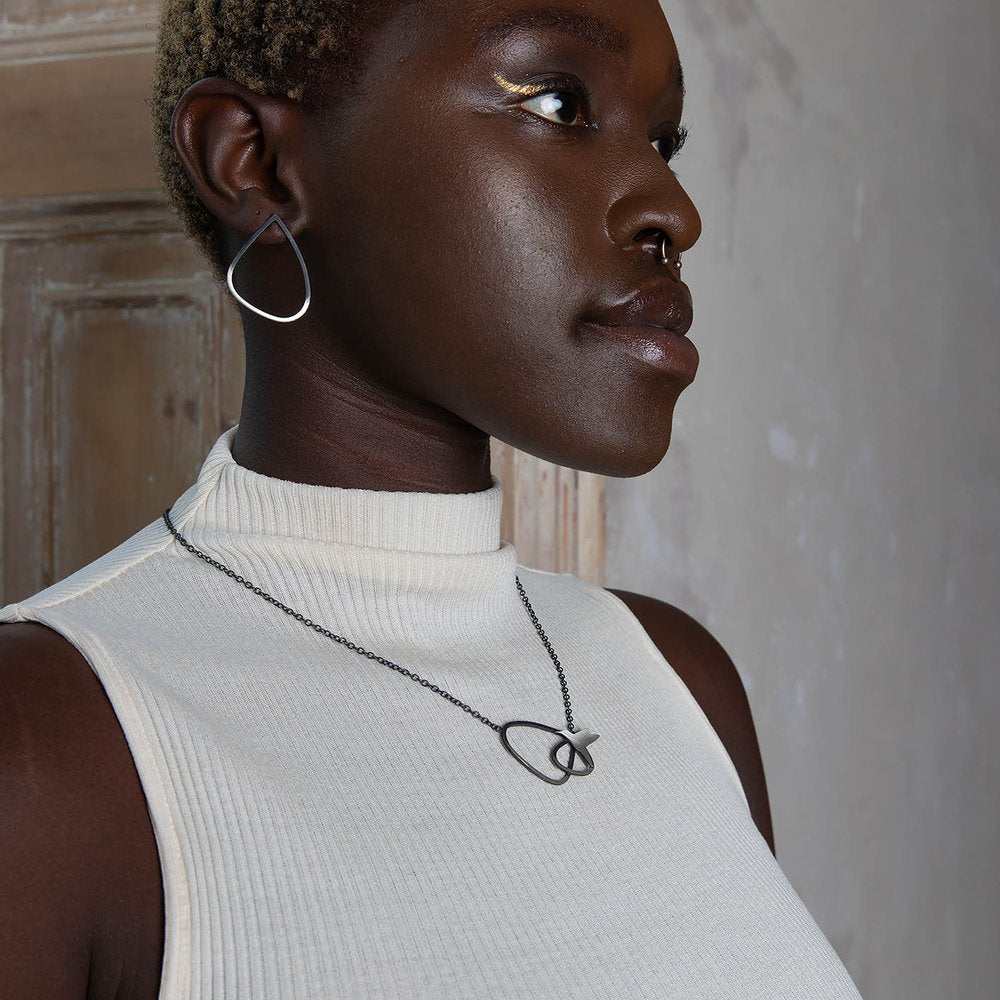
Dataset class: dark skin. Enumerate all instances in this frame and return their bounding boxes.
[186,0,701,488]
[0,1,773,996]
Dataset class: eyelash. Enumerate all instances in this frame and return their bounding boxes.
[510,74,690,164]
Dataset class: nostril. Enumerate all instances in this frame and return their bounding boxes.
[635,227,666,255]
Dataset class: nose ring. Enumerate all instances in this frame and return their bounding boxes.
[659,232,682,271]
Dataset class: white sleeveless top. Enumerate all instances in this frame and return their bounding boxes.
[1,426,863,999]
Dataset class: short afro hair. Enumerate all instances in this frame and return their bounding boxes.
[150,0,406,282]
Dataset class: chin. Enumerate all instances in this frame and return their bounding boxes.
[489,387,681,477]
[523,418,675,479]
[590,398,678,478]
[592,432,673,478]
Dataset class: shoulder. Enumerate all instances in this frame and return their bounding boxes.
[0,623,95,995]
[604,589,776,855]
[0,621,164,999]
[0,514,174,620]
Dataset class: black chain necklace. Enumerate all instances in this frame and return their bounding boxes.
[162,507,599,785]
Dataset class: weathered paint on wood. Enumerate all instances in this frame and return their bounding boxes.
[0,9,605,604]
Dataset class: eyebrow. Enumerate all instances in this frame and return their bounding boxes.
[473,7,631,60]
[473,7,686,98]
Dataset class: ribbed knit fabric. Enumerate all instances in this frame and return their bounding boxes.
[1,425,863,999]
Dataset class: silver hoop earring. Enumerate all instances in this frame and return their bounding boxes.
[226,212,312,323]
[658,232,681,271]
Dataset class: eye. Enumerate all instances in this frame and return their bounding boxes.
[519,87,589,128]
[493,72,593,129]
[652,124,690,164]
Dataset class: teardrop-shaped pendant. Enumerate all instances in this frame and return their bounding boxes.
[498,720,599,785]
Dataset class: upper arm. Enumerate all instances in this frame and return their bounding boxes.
[606,589,776,856]
[0,622,105,998]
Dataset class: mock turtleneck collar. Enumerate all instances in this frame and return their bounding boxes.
[164,425,520,650]
[170,425,503,556]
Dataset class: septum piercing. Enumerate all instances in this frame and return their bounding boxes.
[659,232,681,270]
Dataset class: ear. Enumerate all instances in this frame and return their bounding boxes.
[169,76,309,248]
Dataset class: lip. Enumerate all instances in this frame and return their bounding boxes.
[579,280,697,380]
[582,279,694,336]
[578,319,700,381]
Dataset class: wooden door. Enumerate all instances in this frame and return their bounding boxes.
[0,1,605,604]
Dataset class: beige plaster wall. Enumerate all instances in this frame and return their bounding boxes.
[605,2,1000,996]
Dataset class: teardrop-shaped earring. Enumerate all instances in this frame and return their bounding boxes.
[226,212,312,323]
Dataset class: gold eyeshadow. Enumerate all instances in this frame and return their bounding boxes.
[491,71,549,97]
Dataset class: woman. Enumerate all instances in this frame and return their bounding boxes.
[0,0,863,996]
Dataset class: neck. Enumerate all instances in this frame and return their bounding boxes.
[232,333,493,493]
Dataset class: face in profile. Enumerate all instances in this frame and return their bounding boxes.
[246,0,703,478]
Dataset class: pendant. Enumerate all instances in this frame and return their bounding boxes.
[498,720,600,785]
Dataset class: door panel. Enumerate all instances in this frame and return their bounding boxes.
[0,7,605,603]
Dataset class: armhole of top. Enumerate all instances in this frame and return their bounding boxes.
[589,586,753,816]
[0,604,193,1000]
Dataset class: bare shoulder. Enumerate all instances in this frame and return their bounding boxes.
[604,589,776,855]
[0,621,164,1000]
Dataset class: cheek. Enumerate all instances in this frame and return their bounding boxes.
[326,125,593,403]
[309,115,685,472]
